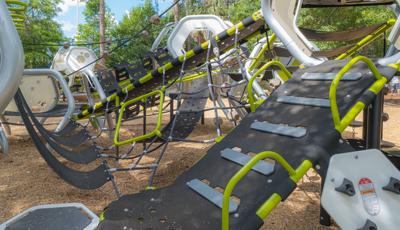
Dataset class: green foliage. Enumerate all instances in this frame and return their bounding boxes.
[75,0,116,55]
[227,0,260,22]
[24,0,395,68]
[19,0,65,68]
[107,0,164,66]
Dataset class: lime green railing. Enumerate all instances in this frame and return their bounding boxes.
[114,90,165,146]
[248,33,277,71]
[247,61,292,112]
[330,56,388,133]
[335,19,396,60]
[221,151,312,230]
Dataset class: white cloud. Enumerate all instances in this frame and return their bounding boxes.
[58,0,86,15]
[62,21,77,33]
[56,19,77,36]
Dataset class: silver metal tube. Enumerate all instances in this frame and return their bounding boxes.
[261,0,324,67]
[151,22,175,52]
[378,51,400,66]
[84,69,107,100]
[23,69,75,132]
[0,127,8,153]
[245,37,268,98]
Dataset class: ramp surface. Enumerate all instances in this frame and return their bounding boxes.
[99,60,396,229]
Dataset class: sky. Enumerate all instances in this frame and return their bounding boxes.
[57,0,173,38]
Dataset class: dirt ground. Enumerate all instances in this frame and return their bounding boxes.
[0,96,399,230]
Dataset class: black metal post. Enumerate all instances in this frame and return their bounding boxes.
[170,98,174,121]
[143,102,147,150]
[319,174,331,226]
[362,107,369,144]
[370,91,383,149]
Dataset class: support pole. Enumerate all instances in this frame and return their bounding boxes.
[99,0,106,66]
[142,102,147,150]
[370,91,383,149]
[319,172,331,226]
[362,106,368,144]
[365,91,383,149]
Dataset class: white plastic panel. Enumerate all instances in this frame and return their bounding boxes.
[167,15,229,57]
[6,75,58,113]
[52,47,70,74]
[4,75,59,125]
[66,47,97,72]
[322,149,400,230]
[52,46,97,74]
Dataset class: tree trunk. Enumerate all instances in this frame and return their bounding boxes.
[99,0,106,65]
[173,0,179,22]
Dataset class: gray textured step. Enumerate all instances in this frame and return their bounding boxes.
[186,179,239,213]
[251,121,307,138]
[301,72,362,81]
[221,148,275,176]
[277,96,330,108]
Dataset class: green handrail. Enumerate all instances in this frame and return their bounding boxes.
[221,151,312,230]
[247,61,292,112]
[330,56,387,133]
[114,90,165,146]
[248,33,277,71]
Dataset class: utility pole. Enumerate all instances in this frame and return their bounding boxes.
[99,0,106,66]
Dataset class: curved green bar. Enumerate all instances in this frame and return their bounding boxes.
[247,61,292,112]
[221,150,312,230]
[248,33,277,71]
[114,90,165,146]
[329,56,387,133]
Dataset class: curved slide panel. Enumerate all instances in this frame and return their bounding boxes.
[14,90,110,190]
[0,0,24,113]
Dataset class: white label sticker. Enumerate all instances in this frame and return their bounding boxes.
[358,178,380,216]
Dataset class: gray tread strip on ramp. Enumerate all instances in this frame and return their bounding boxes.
[301,72,362,81]
[250,121,307,138]
[277,96,331,108]
[186,179,239,213]
[221,148,275,176]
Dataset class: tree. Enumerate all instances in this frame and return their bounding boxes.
[75,0,116,57]
[19,0,66,68]
[99,0,106,65]
[106,0,164,66]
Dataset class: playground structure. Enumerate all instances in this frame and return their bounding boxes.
[1,0,400,229]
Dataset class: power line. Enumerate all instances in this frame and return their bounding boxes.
[64,0,182,78]
[22,0,182,48]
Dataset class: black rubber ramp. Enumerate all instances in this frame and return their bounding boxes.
[98,60,396,229]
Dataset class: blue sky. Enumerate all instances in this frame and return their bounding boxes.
[57,0,172,38]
